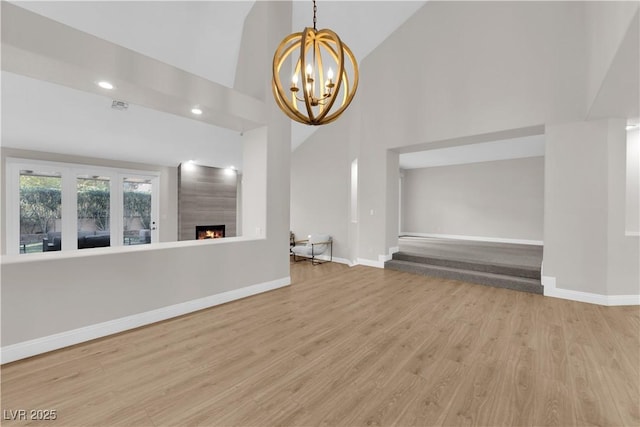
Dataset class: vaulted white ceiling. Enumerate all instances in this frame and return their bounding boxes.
[2,1,427,166]
[12,1,256,89]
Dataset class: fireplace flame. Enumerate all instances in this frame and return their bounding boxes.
[196,225,225,240]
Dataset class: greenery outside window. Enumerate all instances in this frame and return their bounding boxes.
[19,170,63,254]
[77,175,111,250]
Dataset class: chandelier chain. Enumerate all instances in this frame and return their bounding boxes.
[313,0,317,30]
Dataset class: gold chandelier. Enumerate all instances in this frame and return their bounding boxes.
[272,0,359,126]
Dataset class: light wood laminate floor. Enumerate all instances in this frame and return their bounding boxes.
[2,262,638,426]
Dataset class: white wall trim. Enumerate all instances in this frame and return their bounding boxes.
[377,246,400,264]
[607,294,640,305]
[543,275,640,306]
[355,246,399,269]
[379,254,392,263]
[1,276,290,364]
[541,275,555,290]
[357,258,385,268]
[401,232,543,246]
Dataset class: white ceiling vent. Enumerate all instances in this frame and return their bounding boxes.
[111,100,129,111]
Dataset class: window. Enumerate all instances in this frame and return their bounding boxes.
[19,169,62,253]
[6,158,159,255]
[77,175,111,250]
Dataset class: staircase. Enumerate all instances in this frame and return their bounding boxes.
[385,251,543,294]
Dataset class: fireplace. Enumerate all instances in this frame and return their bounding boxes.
[196,225,225,240]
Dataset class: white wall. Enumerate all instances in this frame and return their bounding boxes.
[356,1,586,261]
[402,157,544,242]
[242,127,267,239]
[543,120,609,295]
[385,151,400,252]
[544,118,639,297]
[627,129,640,234]
[607,122,640,296]
[290,106,356,263]
[584,1,640,111]
[1,1,292,358]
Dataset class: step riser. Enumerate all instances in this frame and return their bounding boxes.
[385,261,543,295]
[392,252,540,279]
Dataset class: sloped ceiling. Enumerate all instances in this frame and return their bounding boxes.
[1,1,427,167]
[11,1,256,88]
[587,10,639,122]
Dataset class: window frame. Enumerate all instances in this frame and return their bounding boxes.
[5,157,160,255]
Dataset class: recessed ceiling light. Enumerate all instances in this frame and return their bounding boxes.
[191,107,203,115]
[97,81,114,90]
[183,160,197,171]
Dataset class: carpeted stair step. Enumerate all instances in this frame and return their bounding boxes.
[392,252,540,280]
[385,259,543,295]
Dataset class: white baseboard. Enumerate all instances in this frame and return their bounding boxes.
[357,258,385,268]
[331,256,355,266]
[541,275,555,288]
[1,277,291,364]
[607,294,640,305]
[306,254,354,266]
[379,254,392,263]
[543,275,639,306]
[355,247,400,269]
[377,246,400,264]
[400,232,543,246]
